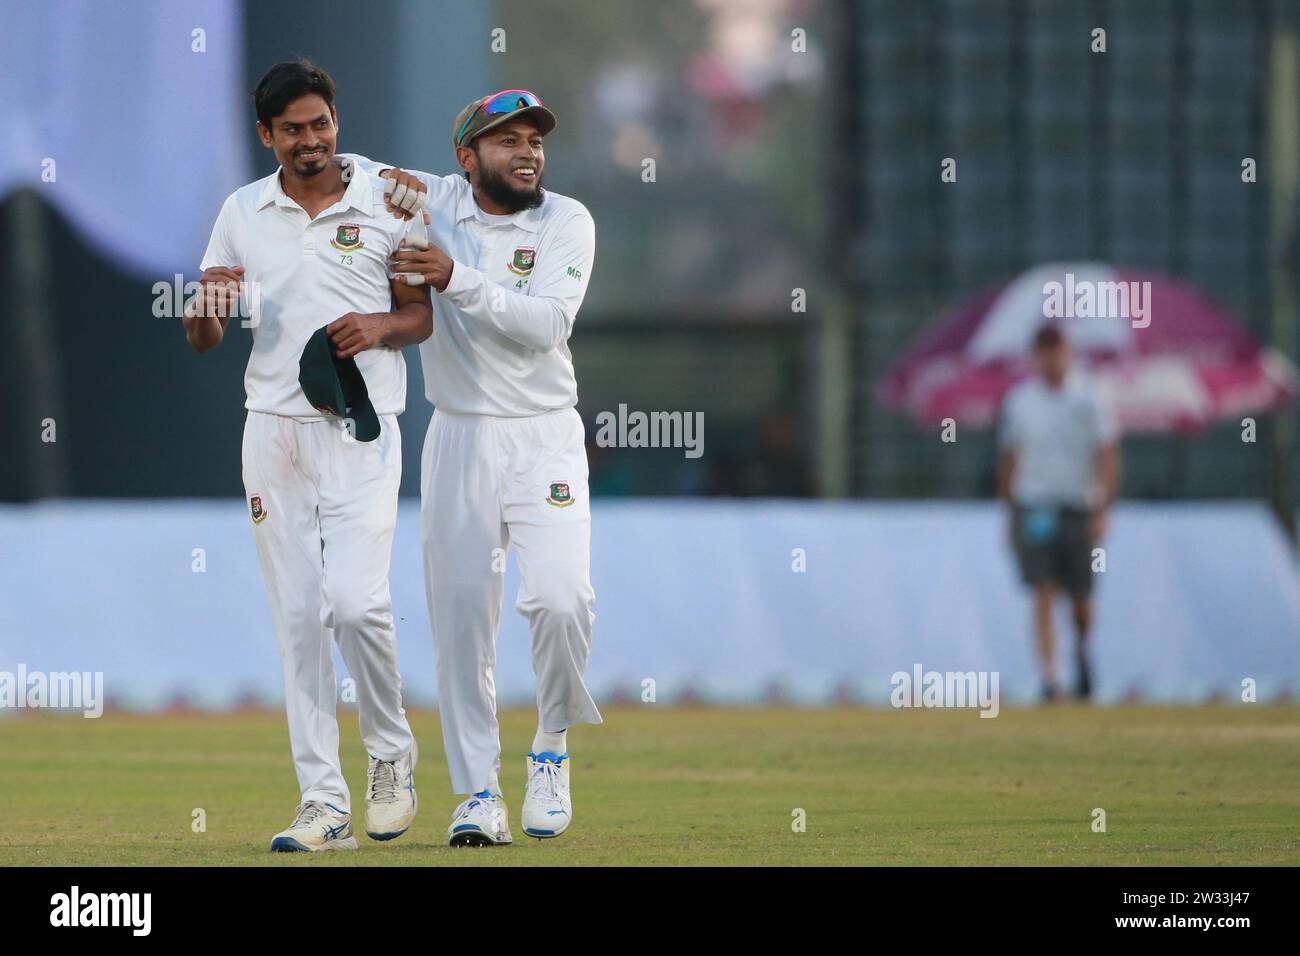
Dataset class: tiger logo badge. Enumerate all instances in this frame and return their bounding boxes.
[508,247,536,276]
[545,481,574,508]
[330,223,364,250]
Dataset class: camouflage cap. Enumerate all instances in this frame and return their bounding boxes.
[453,91,556,148]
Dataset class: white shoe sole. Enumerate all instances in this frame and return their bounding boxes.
[366,795,417,842]
[523,819,570,839]
[367,742,419,841]
[270,835,359,852]
[367,819,415,842]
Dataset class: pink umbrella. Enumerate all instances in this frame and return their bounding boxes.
[880,263,1299,432]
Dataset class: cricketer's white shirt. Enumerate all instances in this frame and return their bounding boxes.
[200,158,410,418]
[343,154,595,418]
[999,372,1120,508]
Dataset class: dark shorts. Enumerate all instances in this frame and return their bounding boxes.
[1012,504,1096,597]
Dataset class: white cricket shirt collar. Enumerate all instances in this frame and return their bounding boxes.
[456,185,544,233]
[256,155,373,215]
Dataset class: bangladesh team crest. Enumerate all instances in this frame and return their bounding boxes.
[508,247,536,276]
[545,481,574,508]
[330,223,364,250]
[249,495,268,525]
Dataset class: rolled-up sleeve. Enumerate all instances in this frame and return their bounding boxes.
[199,194,241,271]
[339,153,435,196]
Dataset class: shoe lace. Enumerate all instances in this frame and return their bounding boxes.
[528,760,562,802]
[368,758,400,804]
[291,801,327,828]
[455,793,491,819]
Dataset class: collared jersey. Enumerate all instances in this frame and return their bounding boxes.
[200,157,411,418]
[343,154,595,418]
[999,372,1120,508]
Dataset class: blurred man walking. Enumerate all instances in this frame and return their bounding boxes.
[998,325,1121,701]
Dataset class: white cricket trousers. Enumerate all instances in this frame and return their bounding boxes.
[242,411,415,812]
[421,406,603,795]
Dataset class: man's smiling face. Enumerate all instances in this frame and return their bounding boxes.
[461,117,546,213]
[258,93,338,178]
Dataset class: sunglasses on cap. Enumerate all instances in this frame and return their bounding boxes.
[456,89,545,146]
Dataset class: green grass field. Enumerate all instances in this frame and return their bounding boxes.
[1,705,1297,866]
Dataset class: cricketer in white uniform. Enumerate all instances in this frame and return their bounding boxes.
[344,88,601,845]
[184,61,431,852]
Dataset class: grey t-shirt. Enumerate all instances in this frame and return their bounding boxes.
[999,373,1119,509]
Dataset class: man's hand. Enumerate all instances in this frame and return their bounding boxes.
[195,266,244,319]
[379,168,429,221]
[184,265,243,352]
[328,312,391,360]
[390,239,454,292]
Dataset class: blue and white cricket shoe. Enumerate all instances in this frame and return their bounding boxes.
[521,752,571,839]
[447,791,513,847]
[365,740,418,841]
[269,801,358,852]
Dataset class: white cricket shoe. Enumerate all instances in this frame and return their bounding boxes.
[269,801,358,852]
[365,740,418,841]
[521,751,572,839]
[447,790,513,847]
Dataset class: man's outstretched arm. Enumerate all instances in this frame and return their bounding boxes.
[338,154,435,219]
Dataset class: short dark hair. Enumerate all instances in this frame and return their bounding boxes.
[1033,324,1065,351]
[253,59,336,128]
